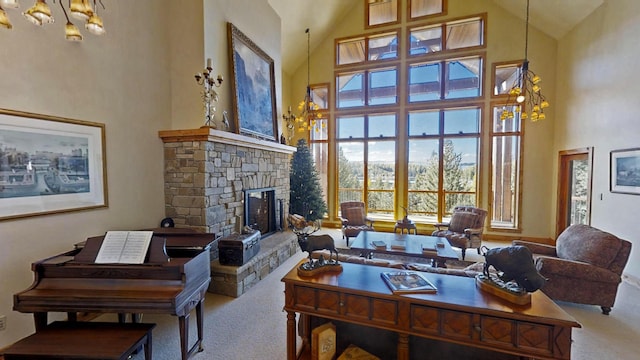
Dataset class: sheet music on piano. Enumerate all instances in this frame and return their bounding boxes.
[95,231,153,264]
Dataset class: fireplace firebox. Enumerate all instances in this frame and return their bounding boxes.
[244,188,278,237]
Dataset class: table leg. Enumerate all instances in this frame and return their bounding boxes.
[397,333,409,360]
[286,311,297,360]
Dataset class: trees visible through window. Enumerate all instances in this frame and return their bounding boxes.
[408,108,479,221]
[333,3,486,224]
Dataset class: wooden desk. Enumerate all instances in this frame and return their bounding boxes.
[3,321,155,360]
[350,232,458,267]
[282,261,580,360]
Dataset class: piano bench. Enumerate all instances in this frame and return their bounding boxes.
[3,321,156,360]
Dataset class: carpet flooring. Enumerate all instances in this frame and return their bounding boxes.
[121,230,640,360]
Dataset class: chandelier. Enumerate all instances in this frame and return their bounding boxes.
[283,28,322,142]
[0,0,106,41]
[500,0,549,122]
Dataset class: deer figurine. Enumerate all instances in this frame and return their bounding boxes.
[289,214,339,263]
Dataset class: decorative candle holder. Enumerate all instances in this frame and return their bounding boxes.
[194,58,223,128]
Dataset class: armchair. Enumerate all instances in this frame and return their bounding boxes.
[339,201,374,246]
[432,206,487,260]
[513,224,632,315]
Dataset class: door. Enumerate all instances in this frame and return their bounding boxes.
[556,148,593,237]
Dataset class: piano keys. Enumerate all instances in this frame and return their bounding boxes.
[13,229,215,360]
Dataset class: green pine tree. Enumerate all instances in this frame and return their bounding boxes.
[290,139,327,221]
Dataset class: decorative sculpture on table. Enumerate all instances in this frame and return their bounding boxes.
[194,58,223,128]
[476,245,547,305]
[289,214,341,277]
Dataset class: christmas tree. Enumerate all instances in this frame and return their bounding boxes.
[290,139,327,221]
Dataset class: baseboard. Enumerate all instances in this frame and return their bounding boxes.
[623,273,640,289]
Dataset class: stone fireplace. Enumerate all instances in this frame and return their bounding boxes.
[159,128,294,237]
[159,128,299,297]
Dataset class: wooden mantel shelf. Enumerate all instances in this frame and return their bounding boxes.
[158,127,296,154]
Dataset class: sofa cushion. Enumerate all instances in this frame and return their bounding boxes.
[556,224,622,269]
[344,207,366,226]
[448,211,479,233]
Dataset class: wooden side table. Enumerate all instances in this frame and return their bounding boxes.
[3,321,155,360]
[394,219,417,234]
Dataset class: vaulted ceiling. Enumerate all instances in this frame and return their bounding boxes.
[268,0,604,74]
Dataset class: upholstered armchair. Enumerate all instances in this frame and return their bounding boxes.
[339,201,375,246]
[432,206,487,260]
[513,224,632,315]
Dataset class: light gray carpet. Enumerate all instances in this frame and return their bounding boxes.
[124,231,640,360]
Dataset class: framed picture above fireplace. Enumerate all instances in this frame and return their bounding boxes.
[227,22,278,141]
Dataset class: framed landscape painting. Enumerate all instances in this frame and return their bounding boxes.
[610,147,640,195]
[227,22,278,141]
[0,109,107,220]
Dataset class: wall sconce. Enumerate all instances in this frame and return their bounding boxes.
[194,58,223,128]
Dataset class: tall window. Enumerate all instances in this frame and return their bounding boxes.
[309,84,330,209]
[333,10,485,223]
[490,105,521,229]
[490,61,524,230]
[337,113,397,219]
[408,108,480,221]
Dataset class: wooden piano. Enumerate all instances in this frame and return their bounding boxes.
[13,229,215,360]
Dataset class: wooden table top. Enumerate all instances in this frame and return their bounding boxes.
[282,261,581,328]
[350,232,459,261]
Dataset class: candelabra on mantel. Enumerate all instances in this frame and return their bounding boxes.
[194,58,223,128]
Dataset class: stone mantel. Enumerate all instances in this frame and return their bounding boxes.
[159,127,296,155]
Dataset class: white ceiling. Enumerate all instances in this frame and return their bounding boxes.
[269,0,604,74]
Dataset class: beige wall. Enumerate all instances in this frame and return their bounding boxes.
[0,0,282,347]
[555,0,640,278]
[287,0,558,239]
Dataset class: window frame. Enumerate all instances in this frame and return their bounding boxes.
[408,0,448,22]
[335,29,401,68]
[488,101,524,231]
[365,0,401,29]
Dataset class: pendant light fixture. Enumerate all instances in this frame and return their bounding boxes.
[1,0,106,40]
[500,0,550,122]
[22,0,54,26]
[70,0,93,21]
[60,0,82,41]
[0,5,12,29]
[284,28,322,136]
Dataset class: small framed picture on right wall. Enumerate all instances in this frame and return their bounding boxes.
[610,147,640,195]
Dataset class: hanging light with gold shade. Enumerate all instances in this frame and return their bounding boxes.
[1,0,105,40]
[500,0,550,122]
[0,5,13,29]
[22,0,54,26]
[284,28,323,139]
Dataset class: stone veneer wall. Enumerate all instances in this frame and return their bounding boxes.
[159,128,296,259]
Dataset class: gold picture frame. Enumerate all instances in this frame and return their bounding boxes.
[0,108,108,220]
[227,22,278,141]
